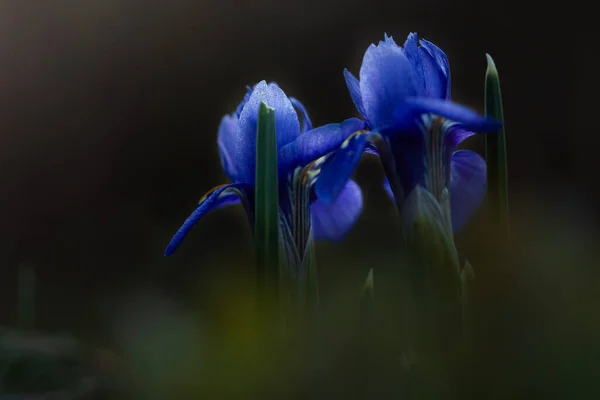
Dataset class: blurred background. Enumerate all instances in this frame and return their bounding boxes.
[1,0,598,398]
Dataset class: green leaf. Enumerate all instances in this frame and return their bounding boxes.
[484,54,509,237]
[254,101,280,309]
[401,186,462,352]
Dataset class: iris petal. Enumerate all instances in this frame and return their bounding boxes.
[402,97,501,132]
[236,81,300,183]
[450,150,487,232]
[382,33,397,45]
[217,114,240,182]
[312,180,363,242]
[343,69,367,120]
[419,39,451,99]
[445,126,476,150]
[418,46,447,99]
[314,130,377,204]
[235,85,253,118]
[164,183,252,256]
[278,118,366,171]
[290,97,313,133]
[359,39,422,129]
[403,33,425,91]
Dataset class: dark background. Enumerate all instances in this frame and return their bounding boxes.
[0,0,595,348]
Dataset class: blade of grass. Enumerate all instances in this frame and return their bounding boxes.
[484,54,509,237]
[255,102,280,311]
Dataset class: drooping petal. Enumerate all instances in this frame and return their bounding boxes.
[343,69,367,120]
[164,183,253,256]
[290,97,313,133]
[278,118,367,171]
[314,130,379,204]
[236,81,300,183]
[419,39,451,99]
[217,114,241,182]
[359,39,422,129]
[209,193,242,212]
[445,126,476,150]
[402,97,501,132]
[450,150,486,232]
[311,180,363,242]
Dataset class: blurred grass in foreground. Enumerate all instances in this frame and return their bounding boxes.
[3,196,600,399]
[98,198,600,399]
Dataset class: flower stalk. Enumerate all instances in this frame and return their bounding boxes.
[402,187,462,354]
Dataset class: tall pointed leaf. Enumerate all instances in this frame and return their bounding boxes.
[484,54,509,236]
[255,102,280,309]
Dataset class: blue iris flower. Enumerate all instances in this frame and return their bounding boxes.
[315,33,501,232]
[165,80,363,260]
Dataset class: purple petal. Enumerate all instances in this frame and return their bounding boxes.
[382,33,397,45]
[418,45,448,99]
[403,33,426,92]
[290,97,313,133]
[278,118,366,171]
[314,130,377,204]
[236,81,300,183]
[312,180,363,242]
[343,69,367,120]
[419,39,451,99]
[217,114,241,182]
[450,150,487,232]
[359,39,422,129]
[210,193,242,212]
[445,126,476,150]
[165,183,252,256]
[235,85,253,118]
[403,97,501,132]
